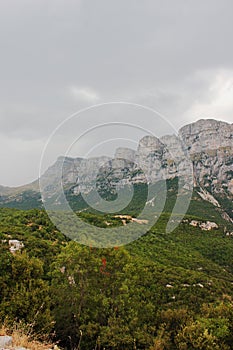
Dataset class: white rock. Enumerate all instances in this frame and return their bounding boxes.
[0,335,12,348]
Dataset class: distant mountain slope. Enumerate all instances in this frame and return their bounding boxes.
[0,119,232,228]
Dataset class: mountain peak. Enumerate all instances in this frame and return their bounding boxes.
[138,135,164,151]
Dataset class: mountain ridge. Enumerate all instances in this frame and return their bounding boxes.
[1,118,232,191]
[0,118,232,226]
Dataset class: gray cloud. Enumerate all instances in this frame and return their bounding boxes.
[0,0,233,185]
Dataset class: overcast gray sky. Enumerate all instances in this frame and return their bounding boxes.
[1,0,233,186]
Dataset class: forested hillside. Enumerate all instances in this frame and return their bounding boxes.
[1,206,233,349]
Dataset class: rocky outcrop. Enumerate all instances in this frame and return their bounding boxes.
[179,119,233,195]
[1,119,232,217]
[8,240,24,254]
[40,119,232,201]
[189,220,219,231]
[0,335,12,348]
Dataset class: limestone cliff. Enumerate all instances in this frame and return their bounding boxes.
[1,119,232,218]
[41,119,232,197]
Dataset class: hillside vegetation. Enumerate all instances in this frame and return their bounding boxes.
[0,199,233,349]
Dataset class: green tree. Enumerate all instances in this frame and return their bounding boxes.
[0,251,52,335]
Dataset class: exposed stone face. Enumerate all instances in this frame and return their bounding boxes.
[179,119,233,153]
[115,147,136,162]
[189,219,219,231]
[0,335,12,348]
[35,119,233,205]
[179,119,233,195]
[9,239,24,254]
[135,136,166,182]
[137,135,164,154]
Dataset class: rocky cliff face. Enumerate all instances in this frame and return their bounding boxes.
[41,119,232,203]
[179,119,233,195]
[1,119,232,218]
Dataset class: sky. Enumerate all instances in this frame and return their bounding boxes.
[0,0,233,186]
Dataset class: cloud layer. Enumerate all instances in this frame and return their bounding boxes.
[0,0,233,185]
